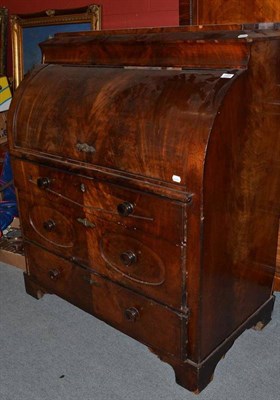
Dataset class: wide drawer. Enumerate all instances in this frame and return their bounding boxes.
[18,192,185,310]
[13,158,185,244]
[25,242,186,359]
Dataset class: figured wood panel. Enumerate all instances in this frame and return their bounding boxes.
[180,0,280,25]
[199,39,280,359]
[40,30,250,68]
[11,66,243,186]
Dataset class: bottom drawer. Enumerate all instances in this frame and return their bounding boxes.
[25,242,186,359]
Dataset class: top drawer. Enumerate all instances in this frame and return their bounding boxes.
[12,159,185,244]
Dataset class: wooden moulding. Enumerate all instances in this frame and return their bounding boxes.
[40,27,251,69]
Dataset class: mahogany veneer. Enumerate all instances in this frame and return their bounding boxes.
[179,0,280,25]
[8,24,280,393]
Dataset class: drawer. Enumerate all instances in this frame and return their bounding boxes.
[13,158,185,243]
[25,243,186,359]
[18,193,185,310]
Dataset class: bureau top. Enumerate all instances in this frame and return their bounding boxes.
[40,23,280,69]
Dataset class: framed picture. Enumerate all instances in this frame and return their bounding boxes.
[10,5,102,88]
[0,7,8,75]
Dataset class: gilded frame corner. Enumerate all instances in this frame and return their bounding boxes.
[10,5,102,89]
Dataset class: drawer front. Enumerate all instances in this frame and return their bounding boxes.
[13,158,185,244]
[25,243,185,359]
[18,193,185,310]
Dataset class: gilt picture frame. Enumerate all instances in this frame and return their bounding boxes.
[0,7,8,76]
[10,5,102,89]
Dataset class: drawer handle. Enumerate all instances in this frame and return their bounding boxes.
[37,177,51,189]
[117,202,134,217]
[43,219,56,232]
[48,269,60,280]
[120,251,137,266]
[76,143,96,154]
[77,217,95,228]
[124,307,139,322]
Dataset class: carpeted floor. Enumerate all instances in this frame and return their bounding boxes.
[0,262,279,400]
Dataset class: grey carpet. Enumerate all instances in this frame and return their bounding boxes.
[0,262,279,400]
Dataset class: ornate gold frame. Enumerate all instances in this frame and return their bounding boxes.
[0,7,8,75]
[10,5,101,88]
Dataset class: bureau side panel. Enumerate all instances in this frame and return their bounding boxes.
[200,40,280,360]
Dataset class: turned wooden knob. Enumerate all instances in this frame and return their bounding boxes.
[48,269,60,280]
[120,251,137,266]
[43,219,56,232]
[117,201,134,217]
[37,177,51,189]
[124,307,139,322]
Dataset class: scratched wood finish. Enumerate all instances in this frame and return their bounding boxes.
[8,26,279,393]
[179,0,280,25]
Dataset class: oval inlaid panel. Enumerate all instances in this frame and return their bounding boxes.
[100,233,165,286]
[29,205,74,247]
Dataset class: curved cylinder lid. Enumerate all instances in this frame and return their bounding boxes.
[11,64,243,187]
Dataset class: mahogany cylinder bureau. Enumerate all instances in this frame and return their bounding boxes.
[8,24,280,393]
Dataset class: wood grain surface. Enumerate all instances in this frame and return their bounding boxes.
[8,25,280,393]
[180,0,280,25]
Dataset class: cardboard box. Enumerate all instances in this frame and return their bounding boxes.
[0,248,26,270]
[0,218,26,271]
